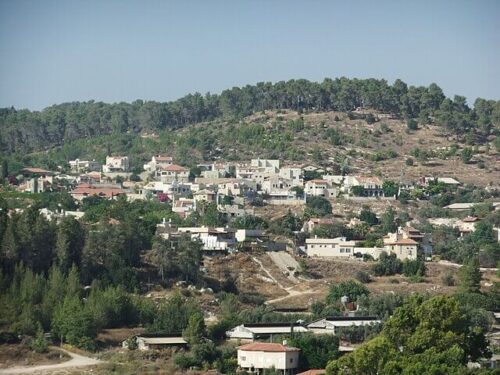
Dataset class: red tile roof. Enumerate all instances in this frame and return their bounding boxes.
[309,179,328,184]
[21,167,53,175]
[71,184,125,198]
[161,164,188,172]
[155,155,173,162]
[385,238,418,245]
[238,343,300,352]
[297,370,326,375]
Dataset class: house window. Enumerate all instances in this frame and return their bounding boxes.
[290,358,294,363]
[346,249,351,253]
[240,356,246,361]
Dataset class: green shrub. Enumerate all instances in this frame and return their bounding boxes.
[441,272,455,286]
[355,271,371,284]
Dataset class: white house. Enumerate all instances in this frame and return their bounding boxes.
[103,156,129,173]
[305,237,383,259]
[157,164,190,183]
[307,317,381,335]
[305,179,338,198]
[69,159,101,173]
[193,189,217,203]
[201,162,231,179]
[251,159,280,174]
[306,237,357,257]
[349,176,384,197]
[383,233,418,260]
[141,181,192,198]
[261,176,294,194]
[237,342,300,374]
[143,155,173,172]
[172,198,196,218]
[279,167,303,186]
[177,226,236,252]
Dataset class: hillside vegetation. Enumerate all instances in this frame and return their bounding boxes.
[0,78,500,175]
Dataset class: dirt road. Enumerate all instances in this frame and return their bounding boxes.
[267,251,300,282]
[0,347,103,374]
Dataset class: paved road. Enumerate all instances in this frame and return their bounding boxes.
[0,347,103,375]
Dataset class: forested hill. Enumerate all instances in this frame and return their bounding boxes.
[1,77,499,155]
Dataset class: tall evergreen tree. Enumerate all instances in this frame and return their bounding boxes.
[458,257,482,294]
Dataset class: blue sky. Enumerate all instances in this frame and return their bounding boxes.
[0,0,499,110]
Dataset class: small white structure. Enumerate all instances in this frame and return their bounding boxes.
[307,317,381,335]
[235,229,267,243]
[69,159,101,173]
[177,226,236,252]
[123,336,187,351]
[193,189,216,203]
[305,179,331,198]
[103,156,129,173]
[237,342,300,374]
[227,323,308,340]
[423,177,460,186]
[302,218,335,233]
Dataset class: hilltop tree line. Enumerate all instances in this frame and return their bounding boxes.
[1,77,499,154]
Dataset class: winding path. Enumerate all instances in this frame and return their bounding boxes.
[0,347,103,374]
[250,255,317,305]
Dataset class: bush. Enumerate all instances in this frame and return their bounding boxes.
[31,325,48,353]
[355,271,371,284]
[174,353,197,370]
[441,272,455,286]
[461,147,473,164]
[407,119,418,131]
[327,280,369,304]
[402,259,426,277]
[372,252,403,276]
[405,157,414,166]
[366,113,376,124]
[306,196,332,217]
[362,254,375,262]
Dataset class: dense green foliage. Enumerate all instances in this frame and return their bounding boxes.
[327,280,369,304]
[372,252,403,276]
[326,295,491,375]
[2,77,499,158]
[289,333,340,371]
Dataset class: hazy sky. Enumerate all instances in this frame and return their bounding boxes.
[1,0,499,110]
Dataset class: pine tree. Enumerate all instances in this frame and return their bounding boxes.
[32,324,48,353]
[56,217,85,274]
[1,219,19,270]
[458,257,481,294]
[41,266,66,329]
[182,311,206,345]
[66,264,81,298]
